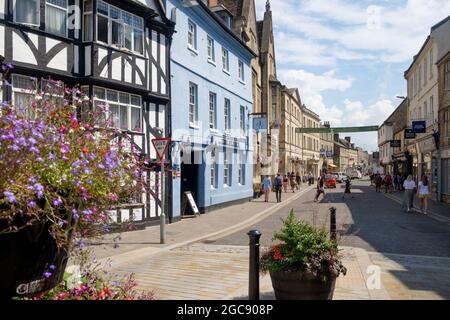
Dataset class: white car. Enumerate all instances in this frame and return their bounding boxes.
[332,172,348,183]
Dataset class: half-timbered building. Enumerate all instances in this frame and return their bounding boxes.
[0,0,175,225]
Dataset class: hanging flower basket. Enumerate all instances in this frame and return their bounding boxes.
[0,217,72,298]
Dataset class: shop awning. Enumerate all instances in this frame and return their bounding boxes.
[328,163,337,168]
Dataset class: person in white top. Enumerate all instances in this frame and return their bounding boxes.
[417,175,430,214]
[403,175,416,213]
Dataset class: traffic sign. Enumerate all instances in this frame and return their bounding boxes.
[152,138,171,161]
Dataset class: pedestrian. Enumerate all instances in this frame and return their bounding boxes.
[290,172,297,193]
[274,173,283,203]
[283,174,288,193]
[262,175,272,203]
[369,172,374,186]
[399,174,406,191]
[403,174,416,213]
[384,174,392,193]
[417,175,430,215]
[308,172,313,186]
[393,174,399,191]
[295,172,301,190]
[314,174,325,202]
[342,178,353,199]
[374,174,382,192]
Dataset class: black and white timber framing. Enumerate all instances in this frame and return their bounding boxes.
[0,0,175,224]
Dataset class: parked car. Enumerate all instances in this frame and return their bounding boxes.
[332,172,348,183]
[324,174,337,188]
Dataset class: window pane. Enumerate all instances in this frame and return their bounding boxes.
[84,0,93,12]
[120,105,128,130]
[110,6,120,19]
[132,16,143,29]
[124,25,133,50]
[12,75,36,90]
[122,12,132,25]
[130,95,141,106]
[46,5,67,37]
[134,29,143,54]
[112,20,123,47]
[83,13,93,41]
[107,90,118,101]
[97,1,109,16]
[109,104,120,128]
[94,87,105,99]
[120,93,129,104]
[131,107,141,131]
[97,15,109,43]
[14,93,34,119]
[15,0,40,25]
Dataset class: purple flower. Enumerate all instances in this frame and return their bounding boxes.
[36,157,44,162]
[43,271,52,279]
[48,153,56,161]
[33,183,44,199]
[53,197,63,207]
[28,137,37,145]
[29,146,40,154]
[27,200,36,208]
[3,191,16,204]
[98,163,105,169]
[49,264,56,270]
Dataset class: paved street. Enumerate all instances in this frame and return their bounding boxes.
[90,178,450,300]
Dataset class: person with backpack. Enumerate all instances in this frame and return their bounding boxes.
[274,173,283,203]
[374,174,382,193]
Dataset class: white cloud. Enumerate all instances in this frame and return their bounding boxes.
[279,68,396,151]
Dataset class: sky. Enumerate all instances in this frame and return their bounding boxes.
[254,0,450,152]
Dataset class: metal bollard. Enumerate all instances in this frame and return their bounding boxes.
[330,207,337,241]
[248,229,262,300]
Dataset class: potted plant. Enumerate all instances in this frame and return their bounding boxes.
[260,211,347,300]
[0,72,142,298]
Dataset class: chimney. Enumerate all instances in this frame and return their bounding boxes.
[345,137,351,143]
[334,133,339,142]
[208,0,218,6]
[351,143,355,149]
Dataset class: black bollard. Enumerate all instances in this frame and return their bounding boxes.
[330,207,337,241]
[248,229,262,300]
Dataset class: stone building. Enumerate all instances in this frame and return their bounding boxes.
[437,50,450,202]
[279,87,302,175]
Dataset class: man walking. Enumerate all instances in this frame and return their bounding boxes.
[274,173,283,203]
[374,174,382,193]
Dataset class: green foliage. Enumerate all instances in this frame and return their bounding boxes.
[260,210,347,281]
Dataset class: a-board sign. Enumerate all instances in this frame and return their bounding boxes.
[182,191,200,217]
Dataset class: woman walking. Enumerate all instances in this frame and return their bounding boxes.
[417,175,430,214]
[403,175,416,213]
[290,172,297,193]
[282,174,288,193]
[262,175,272,203]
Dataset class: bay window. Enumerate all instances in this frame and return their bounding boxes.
[93,87,142,132]
[95,1,144,55]
[14,0,40,26]
[46,0,68,37]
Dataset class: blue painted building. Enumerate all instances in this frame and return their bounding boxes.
[166,0,256,218]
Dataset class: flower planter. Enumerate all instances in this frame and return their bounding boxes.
[0,219,71,299]
[269,270,336,300]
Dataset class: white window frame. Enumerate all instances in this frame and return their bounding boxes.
[11,74,38,120]
[430,49,434,79]
[83,0,94,42]
[188,20,197,50]
[209,92,217,129]
[222,48,229,73]
[210,152,217,189]
[189,82,197,126]
[13,0,41,27]
[207,35,215,62]
[93,86,142,132]
[224,98,230,131]
[45,0,69,37]
[238,60,245,82]
[240,105,245,134]
[223,149,230,186]
[96,1,144,55]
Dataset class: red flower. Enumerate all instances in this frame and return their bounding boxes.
[273,252,281,262]
[82,146,89,155]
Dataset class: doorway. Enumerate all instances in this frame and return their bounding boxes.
[180,151,200,215]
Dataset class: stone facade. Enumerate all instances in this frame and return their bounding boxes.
[438,51,450,202]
